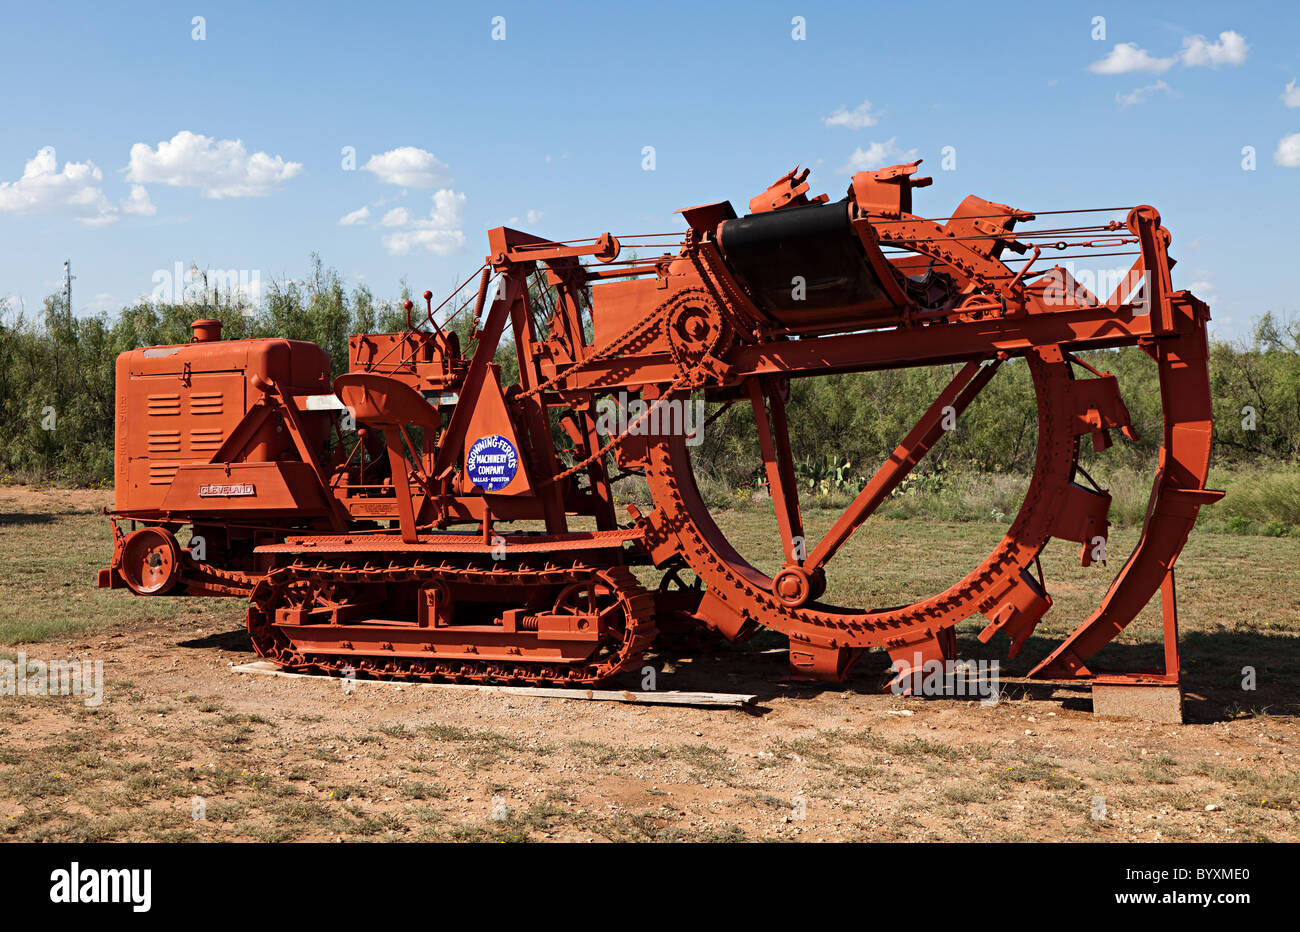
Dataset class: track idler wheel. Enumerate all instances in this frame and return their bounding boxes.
[118,527,183,595]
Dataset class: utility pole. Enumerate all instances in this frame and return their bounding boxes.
[63,259,75,322]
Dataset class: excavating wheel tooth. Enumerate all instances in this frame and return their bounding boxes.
[885,627,957,696]
[787,642,864,681]
[978,568,1052,659]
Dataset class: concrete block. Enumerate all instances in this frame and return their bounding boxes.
[1091,681,1183,723]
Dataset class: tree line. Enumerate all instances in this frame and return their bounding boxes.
[1,256,1296,487]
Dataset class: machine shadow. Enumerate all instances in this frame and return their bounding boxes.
[171,621,1293,725]
[628,627,1298,725]
[0,512,56,526]
[177,628,254,652]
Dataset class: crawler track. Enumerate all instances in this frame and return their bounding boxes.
[247,559,656,686]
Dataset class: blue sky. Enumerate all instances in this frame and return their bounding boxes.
[1,0,1296,340]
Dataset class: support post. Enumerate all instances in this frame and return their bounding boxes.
[1090,568,1184,723]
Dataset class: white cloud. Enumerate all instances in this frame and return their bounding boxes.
[85,292,118,312]
[506,209,544,226]
[1117,80,1172,108]
[1179,30,1248,68]
[837,138,918,174]
[382,229,466,256]
[0,147,109,219]
[339,205,370,225]
[362,146,451,187]
[1275,133,1300,168]
[1088,42,1175,74]
[126,131,301,198]
[121,185,156,217]
[1188,270,1216,301]
[1089,31,1248,75]
[822,100,880,129]
[426,189,465,228]
[1282,79,1300,108]
[0,146,148,225]
[379,188,467,255]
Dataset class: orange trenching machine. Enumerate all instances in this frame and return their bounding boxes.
[99,162,1221,691]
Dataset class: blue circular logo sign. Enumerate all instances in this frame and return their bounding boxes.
[466,435,519,491]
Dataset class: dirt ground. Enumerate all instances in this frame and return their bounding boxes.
[1,485,1296,842]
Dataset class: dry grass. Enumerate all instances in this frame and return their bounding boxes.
[0,484,1296,842]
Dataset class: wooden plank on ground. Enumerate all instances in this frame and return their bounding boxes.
[231,660,756,709]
